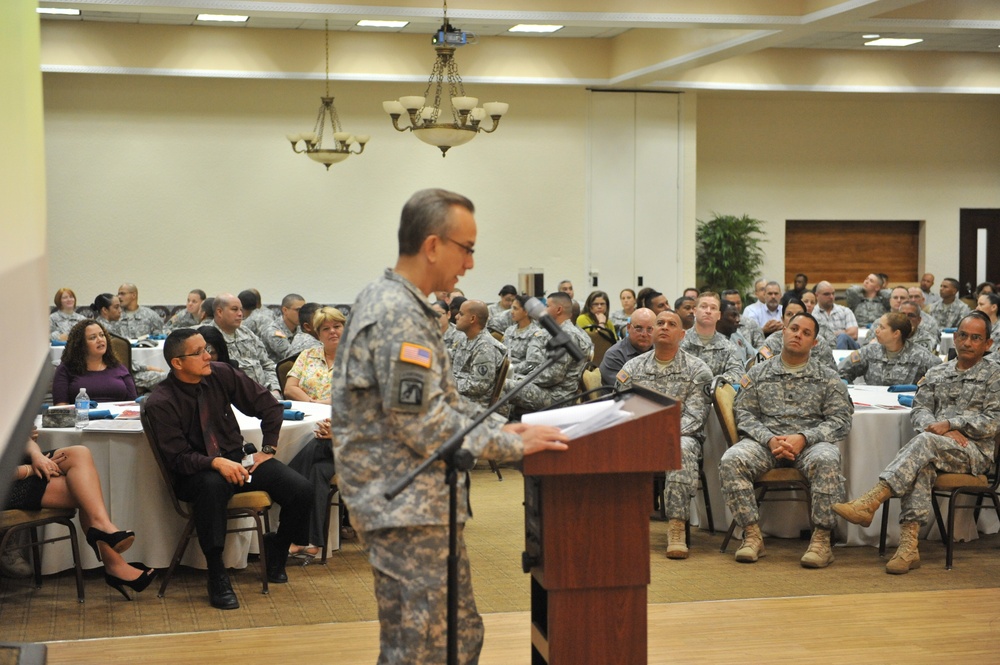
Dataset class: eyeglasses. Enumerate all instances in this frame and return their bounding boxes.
[176,344,214,359]
[630,326,654,334]
[441,236,475,256]
[955,331,986,342]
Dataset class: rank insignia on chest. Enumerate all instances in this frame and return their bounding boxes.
[400,342,432,368]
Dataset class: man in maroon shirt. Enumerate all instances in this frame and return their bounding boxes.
[144,328,312,610]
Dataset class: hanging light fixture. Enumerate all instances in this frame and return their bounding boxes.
[287,21,369,170]
[382,0,508,157]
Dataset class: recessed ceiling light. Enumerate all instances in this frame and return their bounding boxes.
[508,24,563,33]
[864,37,923,47]
[196,14,249,23]
[357,20,409,28]
[37,7,81,15]
[862,34,880,39]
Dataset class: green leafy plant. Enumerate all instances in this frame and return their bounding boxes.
[695,213,768,296]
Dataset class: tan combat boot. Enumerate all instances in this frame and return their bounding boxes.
[735,523,764,563]
[800,528,834,569]
[832,480,892,527]
[886,522,921,575]
[666,519,689,560]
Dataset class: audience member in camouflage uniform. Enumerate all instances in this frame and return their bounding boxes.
[722,290,765,348]
[503,295,541,379]
[919,273,942,307]
[838,312,941,386]
[716,300,755,370]
[896,302,940,354]
[50,287,84,341]
[615,310,713,559]
[598,308,655,387]
[451,299,507,408]
[757,299,836,370]
[287,302,323,356]
[260,293,305,362]
[238,289,276,338]
[110,283,163,338]
[165,289,208,331]
[845,274,889,329]
[680,292,744,386]
[329,189,568,665]
[609,288,637,335]
[211,293,280,394]
[486,284,517,335]
[720,312,852,569]
[928,278,971,329]
[974,293,1000,350]
[834,312,1000,574]
[503,291,593,413]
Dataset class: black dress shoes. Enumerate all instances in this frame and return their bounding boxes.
[264,532,289,584]
[208,572,239,610]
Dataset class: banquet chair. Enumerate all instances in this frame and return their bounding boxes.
[140,403,274,596]
[490,330,504,343]
[713,376,812,553]
[276,352,301,397]
[878,435,1000,569]
[108,333,133,376]
[486,356,511,481]
[584,328,616,370]
[320,476,344,564]
[0,508,85,602]
[653,458,714,535]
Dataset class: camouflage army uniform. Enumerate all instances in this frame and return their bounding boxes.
[845,286,888,328]
[837,340,941,386]
[928,299,971,330]
[164,310,203,332]
[242,307,276,338]
[108,305,163,338]
[260,318,297,363]
[442,323,463,358]
[609,309,632,335]
[288,330,321,355]
[615,349,713,521]
[757,330,836,370]
[486,303,513,335]
[503,321,540,379]
[504,320,593,412]
[213,322,279,391]
[868,318,940,355]
[739,318,765,349]
[680,328,744,386]
[726,330,756,370]
[330,269,523,665]
[720,356,853,530]
[49,311,84,341]
[879,358,1000,524]
[451,329,507,408]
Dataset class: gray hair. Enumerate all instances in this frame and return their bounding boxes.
[398,189,475,256]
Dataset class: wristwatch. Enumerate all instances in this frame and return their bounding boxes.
[261,444,277,455]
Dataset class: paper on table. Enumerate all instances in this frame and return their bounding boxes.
[522,400,633,439]
[849,386,911,409]
[83,420,144,432]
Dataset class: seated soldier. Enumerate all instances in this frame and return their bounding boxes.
[834,312,999,574]
[757,298,836,370]
[839,312,941,386]
[504,292,593,413]
[144,329,313,609]
[720,312,852,568]
[451,299,507,408]
[716,299,755,370]
[238,288,275,338]
[928,278,971,329]
[845,273,889,329]
[673,296,696,330]
[261,293,305,362]
[487,284,517,335]
[110,282,164,339]
[899,301,941,354]
[211,293,281,396]
[615,311,712,559]
[722,289,765,348]
[288,302,323,355]
[165,289,208,332]
[503,295,541,379]
[680,292,744,385]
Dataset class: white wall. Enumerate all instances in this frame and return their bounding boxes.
[696,93,1000,285]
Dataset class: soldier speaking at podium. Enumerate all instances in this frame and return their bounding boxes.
[329,189,568,664]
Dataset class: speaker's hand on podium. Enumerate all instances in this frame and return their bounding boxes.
[503,423,570,456]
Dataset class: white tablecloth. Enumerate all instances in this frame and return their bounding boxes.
[50,340,169,372]
[35,400,331,573]
[693,386,999,547]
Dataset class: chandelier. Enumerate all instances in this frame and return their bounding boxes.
[382,0,508,157]
[287,21,368,169]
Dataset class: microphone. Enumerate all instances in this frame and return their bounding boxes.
[524,297,585,361]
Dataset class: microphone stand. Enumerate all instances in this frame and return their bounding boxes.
[384,338,573,665]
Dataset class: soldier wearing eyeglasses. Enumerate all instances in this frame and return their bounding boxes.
[835,311,1000,574]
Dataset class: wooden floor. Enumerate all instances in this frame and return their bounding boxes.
[45,588,998,664]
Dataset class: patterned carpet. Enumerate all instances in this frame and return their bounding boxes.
[2,467,998,642]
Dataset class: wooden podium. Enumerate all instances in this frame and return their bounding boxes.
[521,386,680,664]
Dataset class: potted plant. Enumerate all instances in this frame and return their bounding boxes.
[695,213,768,296]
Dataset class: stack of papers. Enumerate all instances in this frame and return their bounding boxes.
[522,400,633,439]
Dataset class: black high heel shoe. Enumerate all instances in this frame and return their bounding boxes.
[105,562,158,601]
[86,528,135,561]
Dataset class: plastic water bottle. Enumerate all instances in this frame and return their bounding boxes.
[75,388,90,429]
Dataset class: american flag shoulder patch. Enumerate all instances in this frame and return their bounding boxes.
[616,369,629,383]
[400,342,432,368]
[739,373,752,390]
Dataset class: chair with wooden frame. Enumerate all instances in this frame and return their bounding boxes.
[877,434,1000,569]
[276,351,301,398]
[319,475,344,565]
[107,332,133,378]
[140,403,274,596]
[485,356,511,481]
[0,508,85,602]
[714,376,812,553]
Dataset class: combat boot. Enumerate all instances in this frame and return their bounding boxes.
[832,480,891,527]
[886,522,921,575]
[666,519,689,560]
[800,528,834,569]
[735,523,764,563]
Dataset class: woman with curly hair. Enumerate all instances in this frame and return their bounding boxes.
[52,319,137,405]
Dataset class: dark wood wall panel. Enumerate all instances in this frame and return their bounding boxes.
[785,220,920,286]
